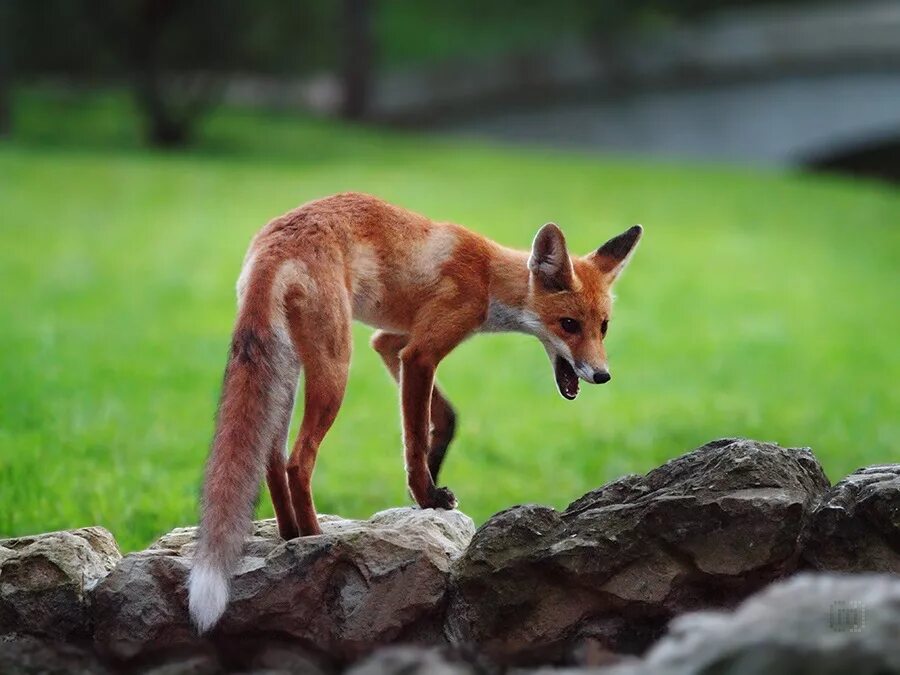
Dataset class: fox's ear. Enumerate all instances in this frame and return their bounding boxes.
[591,225,643,282]
[529,222,573,291]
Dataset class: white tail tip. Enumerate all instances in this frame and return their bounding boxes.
[188,561,229,633]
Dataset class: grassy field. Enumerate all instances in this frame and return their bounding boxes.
[1,91,898,552]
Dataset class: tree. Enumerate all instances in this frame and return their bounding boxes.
[340,0,374,120]
[83,0,244,147]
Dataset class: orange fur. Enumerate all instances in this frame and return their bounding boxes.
[188,192,642,632]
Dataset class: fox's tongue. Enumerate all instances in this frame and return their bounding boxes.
[554,356,579,400]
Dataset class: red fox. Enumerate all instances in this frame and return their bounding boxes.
[188,192,642,631]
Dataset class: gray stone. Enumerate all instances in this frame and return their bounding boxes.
[802,465,900,573]
[136,652,223,675]
[0,527,121,640]
[238,641,331,674]
[92,508,475,665]
[345,646,477,675]
[448,438,830,665]
[601,573,900,675]
[0,634,110,675]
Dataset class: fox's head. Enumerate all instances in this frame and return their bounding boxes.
[526,223,642,400]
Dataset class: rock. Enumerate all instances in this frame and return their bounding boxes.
[601,573,900,675]
[92,508,475,665]
[802,465,900,573]
[237,641,332,675]
[135,652,223,675]
[0,634,110,675]
[0,527,121,640]
[345,646,478,675]
[447,438,830,665]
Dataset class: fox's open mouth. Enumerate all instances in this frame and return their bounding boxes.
[554,356,579,400]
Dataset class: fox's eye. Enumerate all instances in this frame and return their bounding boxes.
[560,317,581,334]
[601,319,609,336]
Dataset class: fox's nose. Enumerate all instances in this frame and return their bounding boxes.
[593,370,611,384]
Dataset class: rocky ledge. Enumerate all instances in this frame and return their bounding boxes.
[0,439,897,674]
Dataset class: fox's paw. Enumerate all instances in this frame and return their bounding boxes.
[429,486,458,510]
[278,523,300,541]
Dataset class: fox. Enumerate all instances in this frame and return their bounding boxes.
[188,192,642,632]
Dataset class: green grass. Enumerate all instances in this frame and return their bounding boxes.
[1,91,898,551]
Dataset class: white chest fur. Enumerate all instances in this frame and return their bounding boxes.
[481,298,542,334]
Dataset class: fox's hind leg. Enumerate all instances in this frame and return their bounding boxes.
[285,277,352,536]
[370,331,458,483]
[265,391,299,540]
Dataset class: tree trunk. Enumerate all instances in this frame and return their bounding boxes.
[340,0,374,120]
[134,66,191,148]
[130,0,191,147]
[0,0,11,138]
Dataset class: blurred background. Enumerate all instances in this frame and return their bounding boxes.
[0,0,897,551]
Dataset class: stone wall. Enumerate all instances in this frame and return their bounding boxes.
[1,438,897,674]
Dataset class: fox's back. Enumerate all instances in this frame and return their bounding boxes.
[247,192,480,332]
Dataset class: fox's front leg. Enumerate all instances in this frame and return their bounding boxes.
[399,292,486,510]
[370,330,458,483]
[399,347,457,509]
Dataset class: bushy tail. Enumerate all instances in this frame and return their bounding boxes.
[188,306,297,633]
